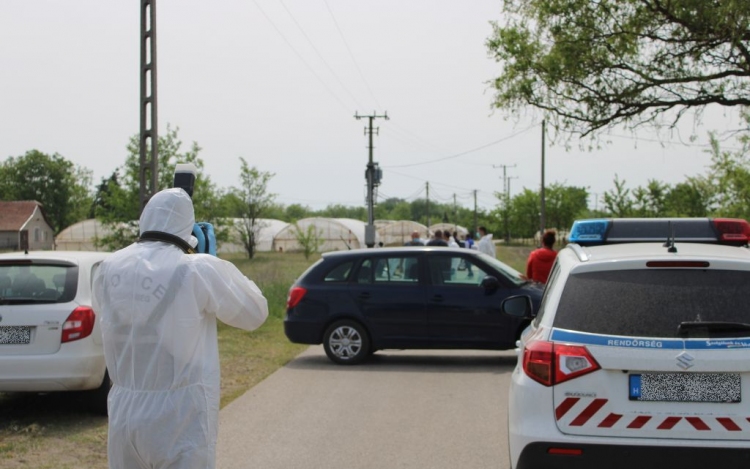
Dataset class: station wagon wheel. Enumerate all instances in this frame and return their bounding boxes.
[323,320,370,365]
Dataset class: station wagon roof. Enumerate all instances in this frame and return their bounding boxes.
[321,246,479,258]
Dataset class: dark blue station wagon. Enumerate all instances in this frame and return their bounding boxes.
[284,247,543,364]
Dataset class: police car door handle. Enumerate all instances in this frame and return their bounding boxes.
[430,295,444,303]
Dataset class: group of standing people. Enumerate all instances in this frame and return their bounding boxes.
[405,226,496,258]
[405,225,559,285]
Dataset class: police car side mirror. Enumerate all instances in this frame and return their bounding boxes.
[502,295,533,319]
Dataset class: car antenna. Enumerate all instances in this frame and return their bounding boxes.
[663,221,677,253]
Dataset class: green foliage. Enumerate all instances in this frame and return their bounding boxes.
[94,126,224,250]
[487,0,750,136]
[507,189,541,238]
[0,150,92,233]
[232,158,276,259]
[292,223,324,260]
[663,181,709,217]
[603,175,633,217]
[699,114,750,218]
[545,183,589,232]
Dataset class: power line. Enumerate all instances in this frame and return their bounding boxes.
[278,0,365,110]
[605,132,743,150]
[383,124,537,168]
[251,0,351,114]
[322,0,382,110]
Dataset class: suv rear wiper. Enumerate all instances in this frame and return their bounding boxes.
[678,321,750,337]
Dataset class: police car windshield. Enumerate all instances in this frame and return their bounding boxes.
[552,269,750,338]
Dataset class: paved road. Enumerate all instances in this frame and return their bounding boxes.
[217,346,518,469]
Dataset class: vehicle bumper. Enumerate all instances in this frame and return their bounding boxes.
[509,367,750,468]
[0,341,105,392]
[284,319,324,345]
[515,442,750,469]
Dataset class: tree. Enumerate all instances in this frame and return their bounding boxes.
[699,115,750,218]
[292,223,324,260]
[508,189,541,238]
[233,158,276,259]
[632,180,669,217]
[603,175,634,217]
[95,126,224,250]
[545,184,589,231]
[663,181,709,217]
[486,0,750,137]
[0,150,92,233]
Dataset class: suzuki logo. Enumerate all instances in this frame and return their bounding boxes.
[676,351,694,370]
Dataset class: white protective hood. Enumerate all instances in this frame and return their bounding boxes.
[93,188,268,469]
[139,187,196,244]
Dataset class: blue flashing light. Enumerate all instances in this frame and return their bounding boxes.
[569,219,610,244]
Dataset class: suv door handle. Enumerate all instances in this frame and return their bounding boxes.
[357,292,370,299]
[430,295,444,303]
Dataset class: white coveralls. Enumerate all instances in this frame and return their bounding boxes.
[92,188,268,469]
[477,233,496,258]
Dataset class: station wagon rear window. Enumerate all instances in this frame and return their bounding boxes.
[552,269,750,338]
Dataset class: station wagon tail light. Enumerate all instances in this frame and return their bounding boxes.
[523,341,600,386]
[286,286,307,309]
[713,218,750,243]
[62,306,96,343]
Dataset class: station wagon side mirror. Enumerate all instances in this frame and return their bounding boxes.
[480,275,500,290]
[502,295,534,319]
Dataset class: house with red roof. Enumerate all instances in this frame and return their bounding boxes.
[0,201,55,251]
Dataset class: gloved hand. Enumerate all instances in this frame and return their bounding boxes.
[192,222,217,256]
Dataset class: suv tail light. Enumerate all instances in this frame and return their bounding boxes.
[286,286,307,309]
[523,341,600,386]
[62,306,96,343]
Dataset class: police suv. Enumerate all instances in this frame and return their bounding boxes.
[504,218,750,469]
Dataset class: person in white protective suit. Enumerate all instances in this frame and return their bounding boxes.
[92,188,268,469]
[476,225,496,259]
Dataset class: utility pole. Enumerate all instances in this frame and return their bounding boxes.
[540,119,546,240]
[494,163,516,244]
[355,111,388,248]
[506,176,518,242]
[426,182,430,229]
[139,0,158,214]
[473,190,477,235]
[452,193,457,232]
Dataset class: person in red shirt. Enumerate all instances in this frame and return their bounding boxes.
[526,229,558,284]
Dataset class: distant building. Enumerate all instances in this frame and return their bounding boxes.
[0,201,55,251]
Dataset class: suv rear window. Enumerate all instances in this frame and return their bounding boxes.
[0,263,78,303]
[553,269,750,338]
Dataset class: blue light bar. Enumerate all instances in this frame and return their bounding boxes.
[569,219,610,244]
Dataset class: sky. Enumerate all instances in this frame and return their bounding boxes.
[0,0,745,212]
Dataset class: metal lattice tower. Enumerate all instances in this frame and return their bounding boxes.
[139,0,158,213]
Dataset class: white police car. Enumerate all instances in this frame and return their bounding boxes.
[503,218,750,468]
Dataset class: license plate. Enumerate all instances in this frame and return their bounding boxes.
[629,373,741,403]
[0,326,31,345]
